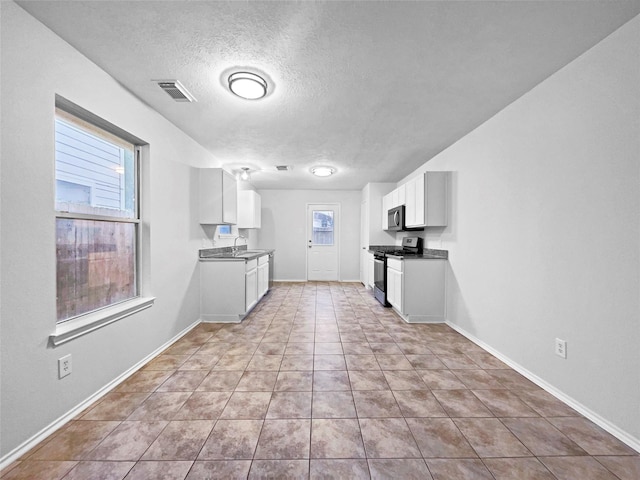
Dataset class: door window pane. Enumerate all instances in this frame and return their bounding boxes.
[312,210,334,245]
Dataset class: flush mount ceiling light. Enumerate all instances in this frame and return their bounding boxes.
[311,166,335,177]
[228,72,267,100]
[238,167,251,181]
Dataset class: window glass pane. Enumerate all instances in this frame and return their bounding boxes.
[312,210,334,245]
[219,225,231,235]
[55,111,135,219]
[56,218,137,322]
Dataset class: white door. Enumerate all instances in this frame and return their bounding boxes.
[307,204,339,281]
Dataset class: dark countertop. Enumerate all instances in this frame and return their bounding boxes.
[368,245,448,260]
[199,246,274,261]
[385,252,447,260]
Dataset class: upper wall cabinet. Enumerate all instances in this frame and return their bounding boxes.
[391,183,406,209]
[199,168,237,224]
[405,172,448,228]
[237,190,261,229]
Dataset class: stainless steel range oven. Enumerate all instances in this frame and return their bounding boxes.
[373,251,390,307]
[373,237,424,307]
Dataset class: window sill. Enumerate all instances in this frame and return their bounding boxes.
[50,296,155,347]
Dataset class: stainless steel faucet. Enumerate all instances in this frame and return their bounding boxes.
[232,235,246,253]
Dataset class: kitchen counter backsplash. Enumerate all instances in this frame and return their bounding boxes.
[369,245,448,259]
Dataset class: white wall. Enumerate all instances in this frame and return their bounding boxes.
[0,2,214,459]
[257,190,361,281]
[402,16,640,446]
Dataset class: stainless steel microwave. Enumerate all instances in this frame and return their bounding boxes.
[388,205,424,232]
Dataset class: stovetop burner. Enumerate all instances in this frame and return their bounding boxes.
[385,236,423,257]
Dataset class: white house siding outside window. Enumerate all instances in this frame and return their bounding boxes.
[54,107,140,323]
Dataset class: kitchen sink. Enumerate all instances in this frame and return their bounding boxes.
[201,250,268,259]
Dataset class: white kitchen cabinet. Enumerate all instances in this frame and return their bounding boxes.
[385,184,407,212]
[382,192,393,230]
[245,261,258,312]
[391,184,406,208]
[404,177,418,226]
[367,252,375,289]
[361,250,375,289]
[405,172,448,228]
[387,257,446,323]
[257,255,269,298]
[200,254,270,322]
[237,190,261,229]
[199,168,237,224]
[386,257,403,311]
[382,183,411,230]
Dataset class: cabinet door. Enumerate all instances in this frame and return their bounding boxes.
[237,190,262,228]
[199,168,224,224]
[394,270,403,313]
[382,193,392,230]
[405,178,416,227]
[222,170,238,224]
[397,184,406,206]
[253,192,262,228]
[424,172,447,226]
[245,268,258,312]
[367,254,375,289]
[415,174,425,226]
[386,267,395,306]
[258,262,269,298]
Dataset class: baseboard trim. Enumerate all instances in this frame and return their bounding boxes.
[0,319,201,470]
[445,320,640,454]
[200,314,241,323]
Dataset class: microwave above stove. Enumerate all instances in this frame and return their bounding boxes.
[387,205,424,232]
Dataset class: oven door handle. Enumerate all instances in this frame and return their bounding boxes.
[393,210,400,227]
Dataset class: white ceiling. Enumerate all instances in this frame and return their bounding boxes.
[17,0,640,190]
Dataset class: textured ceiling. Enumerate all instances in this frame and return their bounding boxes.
[17,0,640,190]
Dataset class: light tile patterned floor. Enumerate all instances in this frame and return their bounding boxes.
[2,282,639,479]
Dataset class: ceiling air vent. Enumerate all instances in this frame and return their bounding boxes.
[155,80,197,102]
[275,165,292,171]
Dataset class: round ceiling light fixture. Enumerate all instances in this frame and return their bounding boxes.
[311,166,335,177]
[228,72,267,100]
[238,167,251,181]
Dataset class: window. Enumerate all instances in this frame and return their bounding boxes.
[312,210,334,245]
[55,107,140,323]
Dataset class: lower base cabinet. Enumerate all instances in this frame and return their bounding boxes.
[387,258,403,312]
[367,253,375,289]
[201,255,269,322]
[257,256,269,298]
[387,258,446,323]
[245,264,258,313]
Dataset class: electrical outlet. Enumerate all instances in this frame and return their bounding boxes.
[555,338,567,359]
[58,354,72,378]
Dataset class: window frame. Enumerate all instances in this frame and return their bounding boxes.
[50,96,154,346]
